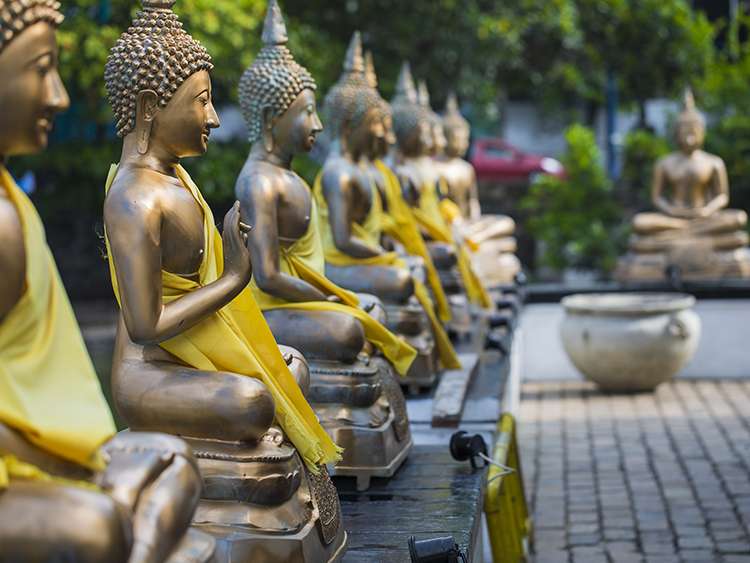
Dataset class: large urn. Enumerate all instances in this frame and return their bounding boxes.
[560,293,700,392]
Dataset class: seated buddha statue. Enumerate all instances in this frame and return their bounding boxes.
[314,33,461,388]
[616,90,750,282]
[0,3,214,561]
[102,1,346,559]
[439,93,521,285]
[390,63,492,319]
[234,0,413,490]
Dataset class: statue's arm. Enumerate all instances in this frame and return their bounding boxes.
[322,168,381,258]
[237,176,326,302]
[701,157,730,217]
[652,159,681,216]
[104,188,251,345]
[0,199,25,321]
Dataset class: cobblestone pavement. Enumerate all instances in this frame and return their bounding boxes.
[519,380,750,563]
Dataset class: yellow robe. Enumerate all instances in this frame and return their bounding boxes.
[0,166,115,487]
[415,178,492,309]
[313,171,461,370]
[104,165,340,471]
[251,195,417,377]
[374,160,451,323]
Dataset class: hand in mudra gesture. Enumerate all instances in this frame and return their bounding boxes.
[222,201,252,284]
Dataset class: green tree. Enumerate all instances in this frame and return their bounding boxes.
[575,0,713,127]
[521,125,623,274]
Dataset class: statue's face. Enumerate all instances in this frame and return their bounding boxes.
[676,119,704,153]
[272,89,322,154]
[151,70,219,158]
[446,125,469,157]
[431,121,447,156]
[419,119,434,156]
[348,106,384,158]
[0,22,69,157]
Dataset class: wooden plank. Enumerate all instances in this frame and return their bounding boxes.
[338,445,487,563]
[431,353,481,427]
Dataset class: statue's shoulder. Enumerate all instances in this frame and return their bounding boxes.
[235,159,278,198]
[0,194,25,313]
[321,155,356,191]
[104,166,168,226]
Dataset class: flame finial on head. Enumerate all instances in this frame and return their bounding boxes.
[442,91,470,136]
[393,62,417,105]
[418,80,431,109]
[142,0,176,10]
[343,31,365,74]
[365,51,378,89]
[678,86,704,126]
[445,93,460,115]
[261,0,288,46]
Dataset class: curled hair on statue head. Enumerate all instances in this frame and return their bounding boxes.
[0,0,64,55]
[238,0,316,144]
[104,0,213,138]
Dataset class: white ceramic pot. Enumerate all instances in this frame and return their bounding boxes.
[560,293,701,392]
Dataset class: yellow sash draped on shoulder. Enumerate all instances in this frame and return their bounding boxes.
[0,166,115,487]
[415,178,492,308]
[104,164,341,471]
[250,195,417,376]
[313,171,461,370]
[374,161,451,323]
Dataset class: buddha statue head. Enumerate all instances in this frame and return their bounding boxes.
[238,0,321,157]
[0,0,68,157]
[417,80,446,157]
[675,88,705,154]
[364,50,395,159]
[391,62,432,158]
[442,93,470,158]
[322,31,384,159]
[104,0,218,159]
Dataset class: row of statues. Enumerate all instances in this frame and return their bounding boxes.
[0,0,517,561]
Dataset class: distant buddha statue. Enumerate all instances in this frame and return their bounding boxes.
[390,62,492,313]
[616,90,750,281]
[431,92,521,285]
[102,1,345,558]
[0,2,213,561]
[314,33,461,390]
[234,0,414,489]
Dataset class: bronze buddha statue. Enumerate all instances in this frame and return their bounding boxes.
[438,93,520,285]
[234,0,413,490]
[616,90,750,281]
[102,1,346,559]
[0,2,214,561]
[390,63,492,324]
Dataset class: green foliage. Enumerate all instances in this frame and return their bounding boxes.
[575,0,713,115]
[619,129,671,209]
[521,125,623,274]
[705,115,750,218]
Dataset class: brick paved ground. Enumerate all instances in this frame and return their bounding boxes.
[519,380,750,563]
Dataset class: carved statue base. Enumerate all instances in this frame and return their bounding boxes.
[616,242,750,283]
[187,433,347,563]
[384,301,439,393]
[307,357,412,491]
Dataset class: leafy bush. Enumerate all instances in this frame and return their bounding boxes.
[619,129,671,210]
[521,124,623,274]
[705,115,750,219]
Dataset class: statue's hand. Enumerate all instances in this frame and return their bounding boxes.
[222,201,252,284]
[326,294,342,303]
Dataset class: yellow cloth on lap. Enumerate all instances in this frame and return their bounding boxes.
[313,171,461,370]
[251,195,417,377]
[104,164,341,471]
[0,166,115,486]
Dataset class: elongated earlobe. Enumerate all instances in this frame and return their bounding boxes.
[262,107,275,153]
[135,90,159,155]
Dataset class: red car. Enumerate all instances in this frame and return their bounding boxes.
[470,138,565,184]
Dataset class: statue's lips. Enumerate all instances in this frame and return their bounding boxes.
[37,117,52,133]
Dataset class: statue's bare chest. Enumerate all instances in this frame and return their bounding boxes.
[159,186,206,275]
[277,175,313,241]
[665,156,713,189]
